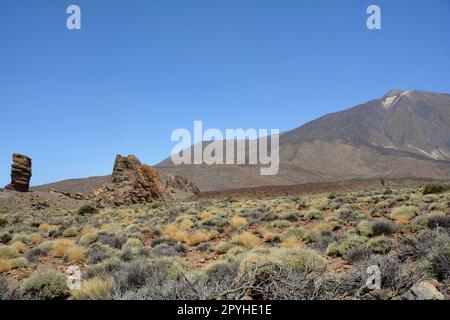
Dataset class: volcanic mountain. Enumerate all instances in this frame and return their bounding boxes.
[35,90,450,192]
[156,90,450,190]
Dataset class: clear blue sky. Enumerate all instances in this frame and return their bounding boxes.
[1,0,450,186]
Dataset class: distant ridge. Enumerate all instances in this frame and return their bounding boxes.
[34,90,450,192]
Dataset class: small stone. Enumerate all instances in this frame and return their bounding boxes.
[403,281,444,300]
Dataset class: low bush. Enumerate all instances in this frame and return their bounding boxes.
[231,232,260,248]
[50,240,74,258]
[344,247,371,263]
[72,277,112,300]
[357,220,373,237]
[97,232,126,249]
[64,246,86,263]
[11,233,31,244]
[422,183,450,195]
[215,242,235,255]
[152,243,187,257]
[26,247,46,263]
[11,241,27,254]
[419,234,450,281]
[63,227,78,237]
[390,206,419,223]
[304,209,324,220]
[21,270,70,300]
[86,244,111,264]
[270,220,292,228]
[410,216,429,232]
[77,204,99,216]
[326,235,368,257]
[230,216,247,228]
[372,220,396,236]
[0,246,19,259]
[202,260,239,283]
[427,215,450,229]
[0,259,13,273]
[239,247,326,274]
[0,217,7,227]
[367,236,393,254]
[79,233,98,246]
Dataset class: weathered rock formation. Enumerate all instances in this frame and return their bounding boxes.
[112,154,142,183]
[5,154,32,192]
[165,174,200,195]
[92,155,166,207]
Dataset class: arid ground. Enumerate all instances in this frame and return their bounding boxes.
[1,179,449,300]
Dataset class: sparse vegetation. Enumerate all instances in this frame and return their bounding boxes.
[77,204,99,216]
[1,183,449,300]
[422,183,450,195]
[21,270,70,300]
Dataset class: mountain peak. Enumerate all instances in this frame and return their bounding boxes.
[380,89,413,109]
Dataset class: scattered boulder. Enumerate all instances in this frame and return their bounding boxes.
[165,174,200,195]
[5,154,32,192]
[402,281,444,300]
[92,154,166,207]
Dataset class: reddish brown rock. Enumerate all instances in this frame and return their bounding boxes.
[112,154,142,183]
[165,174,200,195]
[92,154,166,207]
[5,154,32,192]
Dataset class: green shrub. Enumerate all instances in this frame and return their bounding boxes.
[427,215,450,229]
[390,206,420,222]
[0,246,19,259]
[12,257,28,269]
[375,200,395,209]
[304,209,324,220]
[428,203,447,212]
[285,227,305,240]
[419,234,450,281]
[37,241,55,254]
[422,183,450,195]
[367,236,393,254]
[326,235,368,257]
[357,220,373,237]
[11,233,31,244]
[371,220,396,236]
[270,220,292,228]
[215,242,235,255]
[275,248,327,273]
[63,227,78,237]
[239,247,326,274]
[410,216,429,232]
[79,233,98,246]
[21,270,69,300]
[77,204,99,216]
[0,217,7,227]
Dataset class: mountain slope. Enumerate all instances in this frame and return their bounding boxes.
[157,90,450,190]
[34,90,450,192]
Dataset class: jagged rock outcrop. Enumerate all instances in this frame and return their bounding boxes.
[112,155,142,183]
[165,174,200,195]
[5,154,32,192]
[92,155,166,207]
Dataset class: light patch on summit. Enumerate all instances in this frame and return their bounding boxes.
[400,90,412,97]
[382,96,398,109]
[382,91,412,109]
